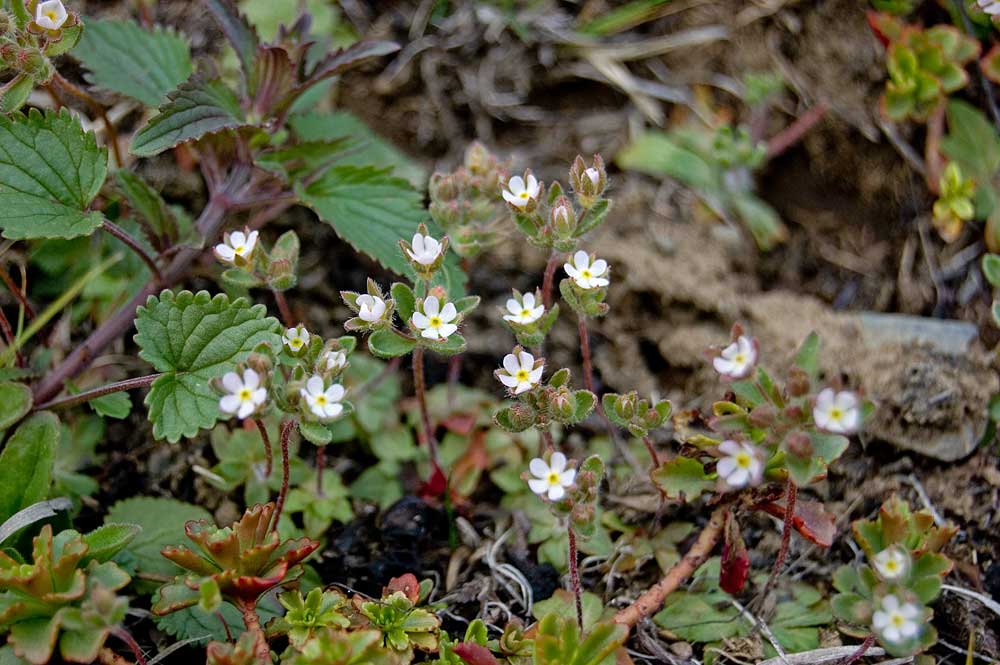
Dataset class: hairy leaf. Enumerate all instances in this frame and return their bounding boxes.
[134,290,281,442]
[74,18,193,106]
[651,457,714,502]
[82,523,141,563]
[0,109,107,239]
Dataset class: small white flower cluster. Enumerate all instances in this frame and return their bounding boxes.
[36,0,68,30]
[526,452,576,501]
[300,376,345,420]
[323,349,347,372]
[716,440,763,489]
[503,291,544,325]
[501,173,541,209]
[214,229,259,265]
[564,250,609,290]
[873,546,909,581]
[405,231,444,266]
[412,296,459,341]
[872,594,921,645]
[713,335,756,380]
[357,294,386,323]
[496,349,544,395]
[219,369,267,420]
[282,325,310,353]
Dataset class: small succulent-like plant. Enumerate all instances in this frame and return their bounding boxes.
[284,628,396,665]
[831,496,957,658]
[932,161,976,241]
[0,525,136,664]
[268,588,351,648]
[358,590,441,654]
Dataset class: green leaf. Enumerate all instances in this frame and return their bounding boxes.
[616,131,717,192]
[574,199,611,237]
[367,329,416,359]
[390,282,415,322]
[0,381,32,432]
[289,111,427,189]
[155,597,281,643]
[983,254,1000,288]
[74,18,193,107]
[105,497,211,590]
[88,391,132,420]
[1,75,33,115]
[298,420,333,446]
[295,165,466,296]
[0,412,59,522]
[0,109,107,240]
[731,193,787,251]
[130,77,247,158]
[134,290,281,442]
[115,170,178,241]
[651,457,714,502]
[204,0,260,93]
[793,331,820,380]
[82,523,141,563]
[941,99,1000,181]
[532,589,606,631]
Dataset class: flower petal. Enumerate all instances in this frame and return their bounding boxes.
[517,351,534,370]
[528,478,548,495]
[573,250,589,271]
[305,375,324,396]
[506,298,522,315]
[439,302,457,322]
[550,451,567,472]
[529,458,549,478]
[423,296,440,317]
[412,312,429,329]
[221,372,242,393]
[219,394,241,414]
[242,368,260,390]
[503,354,520,374]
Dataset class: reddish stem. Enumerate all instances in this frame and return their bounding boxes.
[765,101,829,160]
[412,347,440,469]
[761,479,798,598]
[540,428,555,456]
[238,601,269,663]
[568,526,584,631]
[216,611,234,642]
[273,289,294,328]
[272,420,294,533]
[0,306,23,367]
[0,263,35,319]
[101,220,163,283]
[315,445,325,496]
[542,251,561,309]
[253,418,273,478]
[838,635,875,665]
[110,627,147,665]
[613,505,727,629]
[33,373,162,412]
[925,102,946,194]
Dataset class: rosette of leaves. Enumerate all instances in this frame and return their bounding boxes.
[207,633,259,665]
[533,614,627,665]
[602,391,672,438]
[500,289,559,348]
[877,19,980,122]
[617,122,786,250]
[940,100,1000,251]
[831,496,957,658]
[268,588,350,648]
[428,142,509,258]
[932,161,976,241]
[152,503,319,618]
[284,628,396,665]
[0,524,137,664]
[359,590,440,655]
[494,367,596,434]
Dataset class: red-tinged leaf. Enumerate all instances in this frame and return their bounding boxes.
[755,499,836,547]
[441,413,477,435]
[720,513,749,594]
[418,461,448,499]
[867,11,903,47]
[385,573,420,603]
[453,643,501,665]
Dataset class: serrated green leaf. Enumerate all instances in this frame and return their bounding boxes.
[82,523,141,563]
[0,109,107,240]
[204,0,260,93]
[0,382,32,432]
[295,165,466,296]
[105,497,211,590]
[131,77,247,158]
[531,589,605,631]
[941,99,1000,181]
[134,290,281,442]
[74,18,193,107]
[367,329,416,359]
[651,457,714,502]
[154,597,281,644]
[0,412,59,522]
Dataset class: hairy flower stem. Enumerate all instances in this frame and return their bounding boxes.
[542,251,561,309]
[759,479,797,601]
[578,317,596,394]
[925,103,946,194]
[613,505,727,629]
[272,420,295,534]
[412,347,441,470]
[568,526,584,631]
[0,263,35,319]
[273,289,294,328]
[315,445,325,496]
[541,428,555,456]
[32,373,163,412]
[238,601,270,663]
[253,418,273,478]
[838,635,875,665]
[765,101,829,160]
[110,627,148,665]
[100,221,163,283]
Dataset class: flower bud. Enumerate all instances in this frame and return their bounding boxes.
[551,386,575,421]
[785,431,814,458]
[569,154,607,206]
[19,49,47,77]
[0,11,14,36]
[749,404,776,428]
[245,353,273,377]
[429,172,458,202]
[550,197,577,240]
[783,404,804,421]
[787,367,811,397]
[614,392,637,421]
[464,141,495,176]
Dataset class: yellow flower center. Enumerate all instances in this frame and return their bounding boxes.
[290,339,302,349]
[829,407,843,421]
[515,369,530,382]
[234,245,245,254]
[429,316,442,327]
[518,191,529,199]
[884,559,899,573]
[547,471,560,485]
[735,453,752,468]
[238,388,252,401]
[45,10,58,21]
[733,353,746,364]
[521,309,532,318]
[315,395,327,405]
[581,270,592,279]
[890,613,905,628]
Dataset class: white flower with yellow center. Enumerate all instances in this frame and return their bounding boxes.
[813,388,860,434]
[300,376,345,420]
[323,350,347,372]
[564,250,609,289]
[411,296,458,340]
[496,350,543,395]
[503,291,544,325]
[713,336,756,379]
[872,595,921,644]
[219,369,267,419]
[406,232,443,265]
[873,546,909,581]
[502,174,541,209]
[716,440,763,489]
[282,325,309,353]
[527,452,576,501]
[36,0,68,30]
[213,229,258,265]
[357,294,386,323]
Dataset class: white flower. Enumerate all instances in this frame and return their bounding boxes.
[979,0,1000,15]
[585,167,600,187]
[213,229,258,265]
[563,250,609,289]
[873,546,910,581]
[219,369,267,420]
[503,291,545,325]
[35,0,68,30]
[357,294,386,323]
[323,350,347,372]
[527,452,576,501]
[406,232,443,266]
[872,595,921,644]
[713,336,756,380]
[411,296,458,340]
[813,388,860,434]
[716,440,763,489]
[497,350,544,395]
[300,375,345,420]
[501,174,541,208]
[282,325,309,353]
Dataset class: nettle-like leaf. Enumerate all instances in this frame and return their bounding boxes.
[134,290,281,442]
[0,412,59,523]
[296,165,466,296]
[652,457,714,503]
[131,77,248,158]
[0,109,108,240]
[204,0,259,93]
[74,18,193,107]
